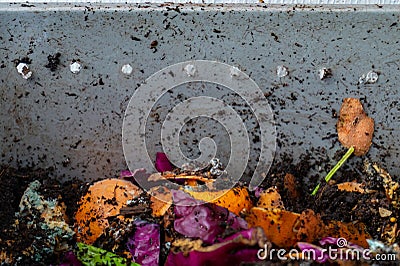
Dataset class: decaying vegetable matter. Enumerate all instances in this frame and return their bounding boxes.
[66,97,397,265]
[74,179,142,244]
[312,98,375,195]
[337,98,374,156]
[1,96,398,265]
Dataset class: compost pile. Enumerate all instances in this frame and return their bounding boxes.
[0,98,399,265]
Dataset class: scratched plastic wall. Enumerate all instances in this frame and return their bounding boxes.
[1,4,399,182]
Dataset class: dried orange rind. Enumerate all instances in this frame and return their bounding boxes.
[257,187,285,209]
[326,220,370,248]
[247,186,371,248]
[246,207,300,248]
[74,178,142,244]
[337,98,374,156]
[284,173,300,200]
[149,185,253,217]
[149,186,173,217]
[187,186,253,216]
[296,209,324,243]
[336,182,366,193]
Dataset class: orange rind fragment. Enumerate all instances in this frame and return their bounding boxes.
[284,173,300,200]
[74,178,142,244]
[149,186,173,217]
[246,207,300,248]
[149,185,253,217]
[337,98,374,156]
[257,187,285,209]
[296,209,324,243]
[336,182,366,193]
[326,221,370,248]
[247,186,370,248]
[187,186,253,216]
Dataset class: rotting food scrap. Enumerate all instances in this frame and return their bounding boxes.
[74,178,142,244]
[246,187,370,248]
[337,98,374,156]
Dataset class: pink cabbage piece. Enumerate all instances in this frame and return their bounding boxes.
[298,237,366,263]
[166,228,264,266]
[127,220,160,266]
[172,190,248,244]
[155,152,173,172]
[253,186,264,198]
[319,236,364,250]
[120,168,151,182]
[297,242,329,263]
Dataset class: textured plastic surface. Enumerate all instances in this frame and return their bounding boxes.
[1,0,399,4]
[1,4,399,182]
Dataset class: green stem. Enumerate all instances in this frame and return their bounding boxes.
[311,146,355,196]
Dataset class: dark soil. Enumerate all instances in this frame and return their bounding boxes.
[0,153,398,265]
[45,53,61,72]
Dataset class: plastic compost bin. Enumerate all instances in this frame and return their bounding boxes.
[1,3,399,186]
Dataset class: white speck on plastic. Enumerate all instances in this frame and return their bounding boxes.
[358,74,365,84]
[184,64,196,77]
[16,63,32,79]
[359,70,378,84]
[276,65,288,78]
[365,70,379,84]
[230,66,241,78]
[318,67,331,80]
[70,61,82,74]
[121,64,133,75]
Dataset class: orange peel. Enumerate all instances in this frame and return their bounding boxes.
[149,186,173,217]
[257,187,285,209]
[187,186,253,216]
[74,178,142,244]
[336,182,366,193]
[149,186,253,217]
[337,98,374,156]
[247,187,370,248]
[246,207,300,248]
[326,220,370,248]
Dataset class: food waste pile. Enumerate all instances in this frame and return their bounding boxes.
[0,98,399,265]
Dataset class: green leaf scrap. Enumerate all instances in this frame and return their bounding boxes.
[76,242,140,266]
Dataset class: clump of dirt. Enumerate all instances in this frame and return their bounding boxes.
[45,52,61,72]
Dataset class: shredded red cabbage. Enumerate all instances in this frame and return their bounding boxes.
[172,190,247,244]
[127,220,160,266]
[166,228,264,266]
